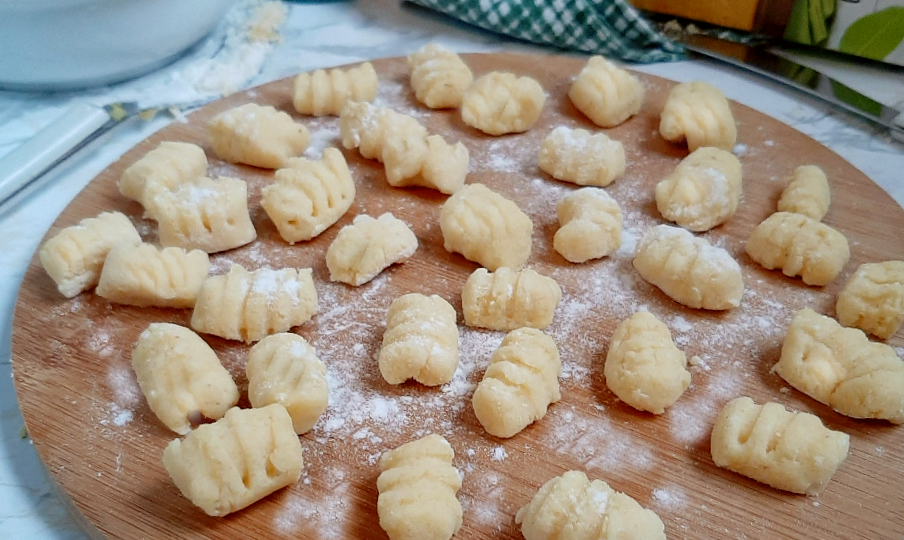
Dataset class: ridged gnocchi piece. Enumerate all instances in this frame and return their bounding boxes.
[605,311,690,414]
[538,127,625,187]
[440,183,533,271]
[461,71,546,135]
[711,397,850,495]
[567,55,645,128]
[633,224,744,310]
[340,102,468,194]
[462,267,561,331]
[326,213,418,286]
[516,470,666,540]
[379,293,459,386]
[260,147,355,244]
[119,141,207,208]
[777,165,831,221]
[209,103,310,169]
[554,188,623,263]
[131,322,239,435]
[96,242,210,308]
[162,404,303,517]
[377,434,462,540]
[39,211,141,298]
[247,333,328,434]
[191,264,318,343]
[745,211,850,286]
[655,146,742,232]
[407,43,473,109]
[660,81,737,151]
[293,61,378,116]
[472,328,561,438]
[150,176,257,254]
[773,308,904,423]
[836,261,904,339]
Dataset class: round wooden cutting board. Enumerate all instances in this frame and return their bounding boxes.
[12,53,904,540]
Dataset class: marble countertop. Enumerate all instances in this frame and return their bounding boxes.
[1,1,902,538]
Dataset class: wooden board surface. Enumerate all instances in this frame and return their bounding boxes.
[12,53,904,540]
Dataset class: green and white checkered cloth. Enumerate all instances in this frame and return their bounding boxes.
[408,0,685,63]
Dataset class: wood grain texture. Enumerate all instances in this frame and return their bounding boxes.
[12,53,904,540]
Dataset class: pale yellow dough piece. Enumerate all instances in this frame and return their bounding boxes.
[660,81,737,151]
[567,55,645,128]
[777,165,831,221]
[773,308,904,423]
[746,211,850,286]
[462,267,561,331]
[247,333,328,434]
[538,127,625,187]
[191,264,318,343]
[655,146,742,232]
[96,242,210,308]
[633,224,743,310]
[554,188,623,263]
[293,61,378,116]
[377,434,462,540]
[379,293,459,386]
[461,71,546,135]
[439,183,533,271]
[836,261,904,339]
[516,470,666,540]
[131,322,239,435]
[162,404,303,517]
[39,211,141,298]
[119,141,207,210]
[150,176,257,254]
[605,311,690,414]
[472,328,561,438]
[711,396,850,495]
[326,213,418,286]
[260,147,355,244]
[209,103,310,169]
[407,43,473,109]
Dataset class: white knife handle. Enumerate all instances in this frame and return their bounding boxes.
[0,103,111,205]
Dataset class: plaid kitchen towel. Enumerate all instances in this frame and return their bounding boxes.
[408,0,685,63]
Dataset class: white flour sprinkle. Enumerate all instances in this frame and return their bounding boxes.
[491,446,508,461]
[652,486,686,509]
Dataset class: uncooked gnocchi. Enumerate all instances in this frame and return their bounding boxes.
[162,404,303,517]
[836,261,904,339]
[96,242,210,308]
[567,55,645,128]
[461,71,546,135]
[605,311,690,414]
[461,267,561,331]
[247,333,328,434]
[379,293,459,386]
[538,127,625,187]
[773,308,904,423]
[293,61,378,116]
[119,141,207,210]
[746,211,850,286]
[131,322,239,435]
[326,213,418,286]
[633,224,744,310]
[39,211,141,298]
[191,264,318,343]
[655,146,742,232]
[516,470,666,540]
[407,43,473,109]
[711,396,850,495]
[377,434,462,540]
[777,165,831,221]
[260,147,355,244]
[209,103,310,169]
[554,188,623,263]
[660,81,737,151]
[472,328,560,438]
[439,183,533,271]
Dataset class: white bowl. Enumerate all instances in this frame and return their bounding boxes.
[0,0,239,90]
